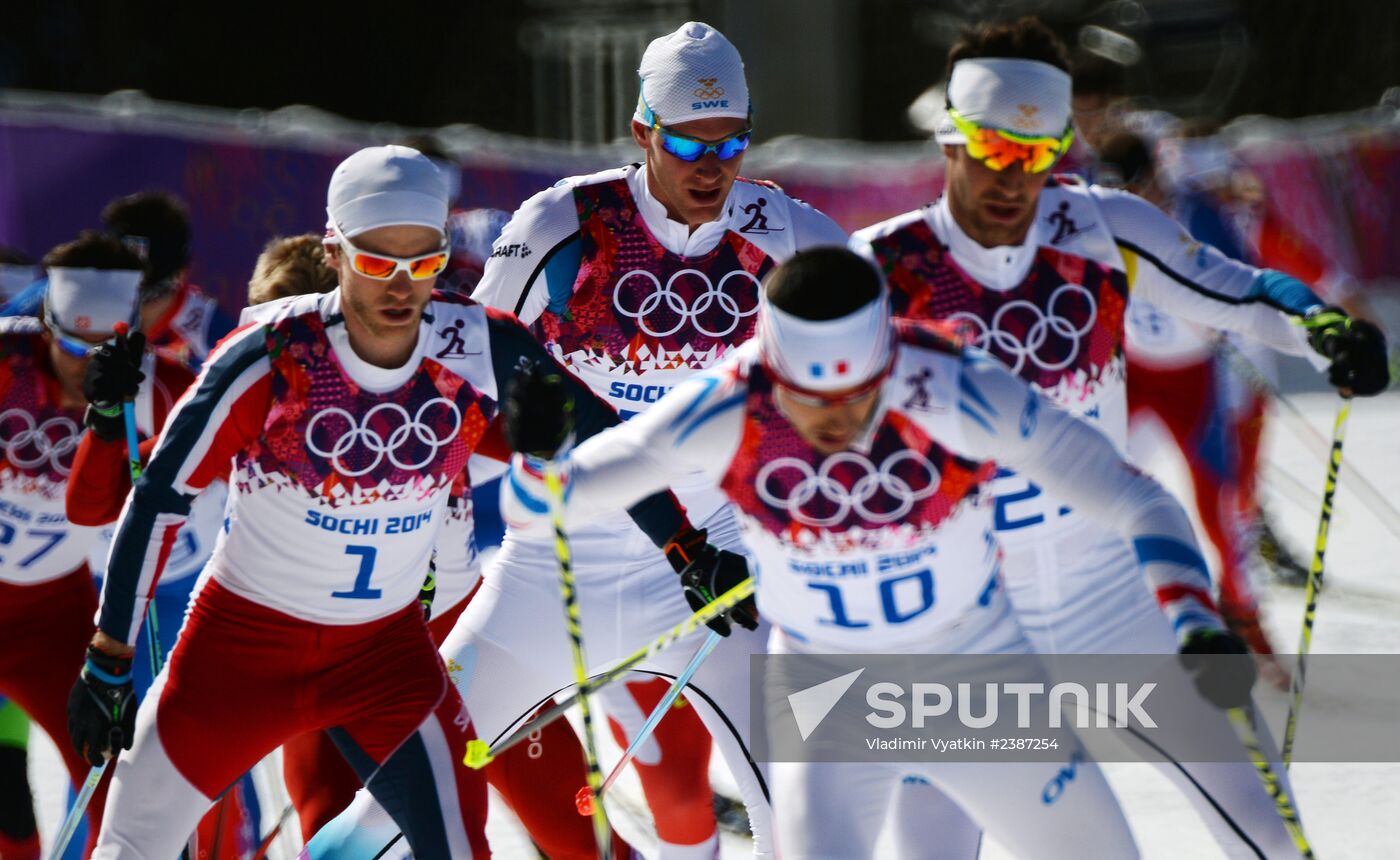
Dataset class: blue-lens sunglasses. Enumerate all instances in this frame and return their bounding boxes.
[640,97,752,162]
[44,309,119,358]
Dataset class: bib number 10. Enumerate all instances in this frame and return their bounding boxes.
[332,545,382,600]
[808,568,935,629]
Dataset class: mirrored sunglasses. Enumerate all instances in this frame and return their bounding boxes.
[656,125,752,163]
[641,99,752,163]
[331,225,449,282]
[948,107,1073,174]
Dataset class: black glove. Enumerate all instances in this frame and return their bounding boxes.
[82,330,146,442]
[670,527,758,637]
[1303,308,1389,396]
[1178,628,1257,709]
[67,646,138,767]
[502,362,574,458]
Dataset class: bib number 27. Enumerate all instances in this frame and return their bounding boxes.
[0,522,67,569]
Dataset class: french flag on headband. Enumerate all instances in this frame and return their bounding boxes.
[809,360,851,379]
[760,293,894,394]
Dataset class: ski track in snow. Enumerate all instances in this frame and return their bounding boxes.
[28,391,1400,858]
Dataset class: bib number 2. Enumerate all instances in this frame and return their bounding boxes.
[332,544,382,600]
[808,568,935,629]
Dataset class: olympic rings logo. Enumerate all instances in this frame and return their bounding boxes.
[305,398,462,478]
[0,409,81,476]
[948,284,1097,374]
[755,451,941,527]
[613,269,760,339]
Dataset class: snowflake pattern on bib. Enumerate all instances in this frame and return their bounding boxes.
[0,334,83,498]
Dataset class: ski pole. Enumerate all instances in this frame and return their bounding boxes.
[1227,707,1315,858]
[576,629,721,815]
[112,323,191,856]
[110,323,165,682]
[1282,396,1351,767]
[48,763,106,860]
[249,802,295,860]
[1221,341,1400,540]
[464,575,754,769]
[373,579,756,859]
[543,464,612,859]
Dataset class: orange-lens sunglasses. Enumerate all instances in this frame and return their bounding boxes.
[948,107,1073,174]
[331,224,449,281]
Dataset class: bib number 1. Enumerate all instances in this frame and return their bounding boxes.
[332,544,382,600]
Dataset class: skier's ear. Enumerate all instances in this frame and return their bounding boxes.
[630,120,651,152]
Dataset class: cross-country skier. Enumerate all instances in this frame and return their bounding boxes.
[310,22,849,859]
[236,232,631,856]
[0,232,162,856]
[64,145,690,857]
[495,246,1257,858]
[852,17,1388,857]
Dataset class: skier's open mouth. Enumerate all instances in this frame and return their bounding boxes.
[689,187,723,206]
[983,201,1023,223]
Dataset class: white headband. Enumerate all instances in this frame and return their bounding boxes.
[935,58,1072,144]
[45,267,141,334]
[759,294,893,394]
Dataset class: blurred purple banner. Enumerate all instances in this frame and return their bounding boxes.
[1,107,1396,319]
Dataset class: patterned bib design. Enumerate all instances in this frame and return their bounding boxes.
[721,364,994,552]
[533,178,775,375]
[0,334,83,497]
[237,312,491,507]
[870,218,1129,406]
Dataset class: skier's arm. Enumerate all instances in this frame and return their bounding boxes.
[484,308,704,548]
[67,357,197,526]
[94,325,273,652]
[500,365,747,536]
[466,420,511,484]
[955,350,1223,639]
[1097,186,1324,358]
[67,435,159,527]
[471,182,583,326]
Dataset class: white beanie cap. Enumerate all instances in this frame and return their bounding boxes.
[326,145,448,240]
[634,22,750,127]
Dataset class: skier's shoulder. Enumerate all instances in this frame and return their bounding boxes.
[853,205,932,247]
